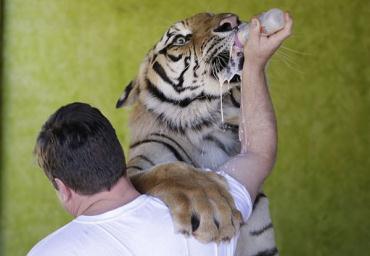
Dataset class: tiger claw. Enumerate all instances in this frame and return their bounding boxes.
[131,162,242,243]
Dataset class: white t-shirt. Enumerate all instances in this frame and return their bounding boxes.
[28,172,252,256]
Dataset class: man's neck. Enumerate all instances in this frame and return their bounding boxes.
[74,177,141,217]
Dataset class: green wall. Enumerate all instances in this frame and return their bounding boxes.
[1,0,369,255]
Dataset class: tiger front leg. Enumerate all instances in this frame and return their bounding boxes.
[130,162,243,243]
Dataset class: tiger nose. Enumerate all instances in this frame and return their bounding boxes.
[219,15,239,30]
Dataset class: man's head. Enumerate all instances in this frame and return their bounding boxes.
[35,102,126,198]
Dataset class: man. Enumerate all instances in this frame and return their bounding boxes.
[28,13,292,256]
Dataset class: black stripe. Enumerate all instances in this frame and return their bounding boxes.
[200,40,208,51]
[151,53,158,64]
[203,134,229,155]
[207,44,224,63]
[154,112,214,134]
[126,165,143,171]
[153,61,176,87]
[130,139,184,162]
[253,192,267,209]
[250,223,273,236]
[204,38,222,57]
[145,107,215,135]
[131,155,156,167]
[146,79,218,107]
[176,56,191,88]
[168,53,183,62]
[116,81,133,108]
[151,133,194,165]
[159,46,168,55]
[201,36,216,52]
[230,90,240,108]
[252,247,278,256]
[152,61,197,93]
[193,59,199,78]
[164,30,175,45]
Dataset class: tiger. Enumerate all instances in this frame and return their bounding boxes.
[116,12,278,256]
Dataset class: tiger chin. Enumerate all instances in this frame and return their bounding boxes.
[117,13,278,256]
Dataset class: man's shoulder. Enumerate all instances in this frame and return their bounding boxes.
[27,196,171,256]
[27,222,78,256]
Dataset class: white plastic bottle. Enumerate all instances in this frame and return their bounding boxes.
[237,8,285,47]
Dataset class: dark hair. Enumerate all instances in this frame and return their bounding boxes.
[35,102,126,195]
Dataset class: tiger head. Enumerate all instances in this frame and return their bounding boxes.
[117,13,246,132]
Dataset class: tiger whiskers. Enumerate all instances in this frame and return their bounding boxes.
[211,50,230,81]
[280,45,311,56]
[275,50,304,74]
[211,58,225,80]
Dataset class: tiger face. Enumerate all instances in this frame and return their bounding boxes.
[148,12,245,92]
[117,13,246,132]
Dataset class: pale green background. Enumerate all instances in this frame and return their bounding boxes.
[1,0,369,255]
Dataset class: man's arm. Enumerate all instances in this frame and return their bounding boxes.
[218,13,293,202]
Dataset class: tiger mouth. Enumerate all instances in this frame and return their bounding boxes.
[210,50,243,83]
[228,74,241,83]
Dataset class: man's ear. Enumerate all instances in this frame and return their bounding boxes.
[116,80,140,108]
[54,178,72,202]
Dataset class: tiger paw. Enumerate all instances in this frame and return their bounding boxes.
[130,162,243,243]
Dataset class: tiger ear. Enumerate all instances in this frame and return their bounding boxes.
[116,80,139,108]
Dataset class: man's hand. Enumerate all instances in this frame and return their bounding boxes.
[244,12,293,69]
